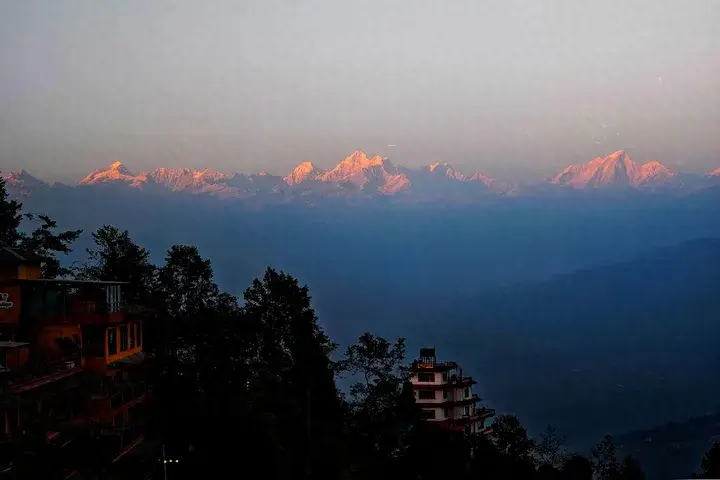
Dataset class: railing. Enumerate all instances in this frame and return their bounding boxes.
[71,300,126,317]
[104,381,147,410]
[3,355,82,393]
[412,359,458,369]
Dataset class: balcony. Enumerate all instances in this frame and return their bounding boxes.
[3,354,83,394]
[12,279,128,325]
[96,380,147,411]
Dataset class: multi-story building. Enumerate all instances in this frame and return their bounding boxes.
[409,347,495,434]
[0,247,150,476]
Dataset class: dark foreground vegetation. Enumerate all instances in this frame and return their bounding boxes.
[1,177,719,479]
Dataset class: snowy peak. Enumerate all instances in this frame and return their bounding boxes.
[1,170,45,188]
[636,161,677,186]
[80,161,138,185]
[284,161,324,185]
[428,161,465,181]
[319,151,399,184]
[552,150,676,189]
[108,161,132,175]
[1,170,47,196]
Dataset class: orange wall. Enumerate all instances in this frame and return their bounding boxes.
[0,284,21,324]
[4,346,29,368]
[17,264,41,280]
[38,325,82,355]
[106,322,143,365]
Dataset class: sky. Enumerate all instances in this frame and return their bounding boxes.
[0,0,718,183]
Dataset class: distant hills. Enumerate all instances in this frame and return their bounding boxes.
[421,238,720,452]
[3,150,719,203]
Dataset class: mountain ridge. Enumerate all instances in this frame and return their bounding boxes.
[3,149,719,202]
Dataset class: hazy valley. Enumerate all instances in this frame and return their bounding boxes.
[3,149,720,461]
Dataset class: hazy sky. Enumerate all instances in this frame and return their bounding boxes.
[0,0,718,183]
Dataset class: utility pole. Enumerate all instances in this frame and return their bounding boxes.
[162,443,168,480]
[306,387,311,478]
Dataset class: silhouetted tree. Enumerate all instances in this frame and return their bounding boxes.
[240,267,344,479]
[338,333,417,477]
[592,434,620,480]
[617,455,645,480]
[561,454,594,480]
[536,463,562,480]
[694,442,720,479]
[490,414,535,462]
[0,179,81,277]
[77,225,156,305]
[0,178,23,246]
[534,425,569,469]
[18,213,81,278]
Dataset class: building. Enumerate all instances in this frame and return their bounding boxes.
[0,247,150,476]
[409,347,495,434]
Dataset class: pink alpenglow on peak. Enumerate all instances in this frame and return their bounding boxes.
[319,151,386,182]
[1,170,45,188]
[636,161,677,186]
[318,151,410,193]
[428,161,466,181]
[284,161,324,185]
[551,150,677,189]
[79,161,140,185]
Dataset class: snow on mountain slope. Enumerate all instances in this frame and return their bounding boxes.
[318,151,411,194]
[551,151,678,189]
[284,161,324,185]
[1,170,48,196]
[5,149,715,202]
[79,161,143,186]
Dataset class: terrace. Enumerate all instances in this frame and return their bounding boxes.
[0,341,83,395]
[0,279,128,325]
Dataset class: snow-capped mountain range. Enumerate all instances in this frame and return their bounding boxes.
[2,150,719,202]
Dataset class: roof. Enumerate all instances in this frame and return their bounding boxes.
[19,278,129,284]
[0,278,129,286]
[0,247,43,265]
[107,351,150,368]
[0,341,29,348]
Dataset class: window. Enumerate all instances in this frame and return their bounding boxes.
[442,390,448,400]
[444,408,451,418]
[84,325,105,357]
[107,328,117,356]
[464,405,471,416]
[137,323,142,347]
[120,325,128,351]
[418,390,435,400]
[441,371,448,382]
[129,323,135,349]
[417,372,434,383]
[420,409,436,420]
[464,387,470,398]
